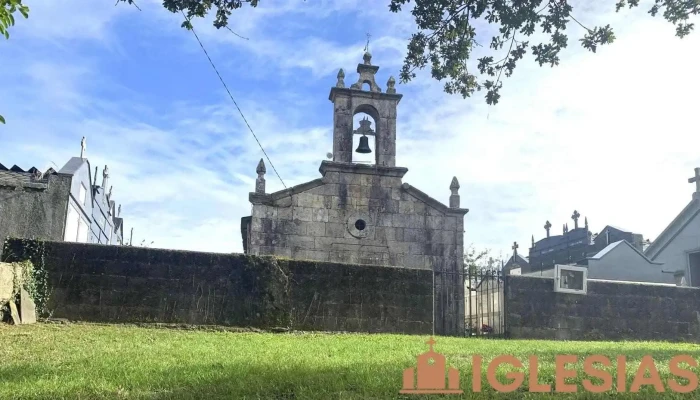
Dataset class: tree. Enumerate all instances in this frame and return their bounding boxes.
[119,0,697,105]
[464,245,504,275]
[0,0,30,125]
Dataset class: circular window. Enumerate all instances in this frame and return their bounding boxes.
[355,219,366,231]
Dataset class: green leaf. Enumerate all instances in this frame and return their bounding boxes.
[0,115,5,124]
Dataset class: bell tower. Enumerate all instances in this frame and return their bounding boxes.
[329,51,402,167]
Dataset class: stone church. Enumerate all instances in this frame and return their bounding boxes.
[240,52,468,336]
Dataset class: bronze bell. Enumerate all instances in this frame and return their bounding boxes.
[356,135,371,154]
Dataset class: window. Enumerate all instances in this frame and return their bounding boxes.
[79,183,87,206]
[553,264,588,295]
[64,205,79,242]
[77,217,89,243]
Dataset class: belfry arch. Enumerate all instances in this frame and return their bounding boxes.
[329,51,401,167]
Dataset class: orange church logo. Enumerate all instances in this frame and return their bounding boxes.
[400,337,463,395]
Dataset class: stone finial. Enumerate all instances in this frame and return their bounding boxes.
[386,76,396,94]
[118,204,121,217]
[531,235,535,248]
[255,158,266,194]
[93,166,98,186]
[336,68,345,88]
[449,176,460,208]
[544,220,551,238]
[363,51,372,65]
[584,216,588,229]
[80,136,87,159]
[107,186,113,202]
[350,52,382,92]
[102,165,109,189]
[256,158,266,174]
[689,167,700,200]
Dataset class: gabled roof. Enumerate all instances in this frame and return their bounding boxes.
[250,178,324,205]
[57,157,87,175]
[645,197,700,260]
[590,240,662,265]
[603,225,633,233]
[505,254,529,268]
[401,183,469,215]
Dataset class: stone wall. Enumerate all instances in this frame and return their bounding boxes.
[2,239,433,334]
[506,275,700,342]
[0,173,71,251]
[247,161,467,336]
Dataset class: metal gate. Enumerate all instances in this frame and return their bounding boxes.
[465,268,508,338]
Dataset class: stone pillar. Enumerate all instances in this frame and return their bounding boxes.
[449,177,460,208]
[376,114,397,167]
[255,159,266,194]
[332,97,353,163]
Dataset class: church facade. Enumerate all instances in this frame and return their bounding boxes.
[645,168,700,286]
[241,52,468,336]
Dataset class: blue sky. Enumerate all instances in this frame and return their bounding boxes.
[1,0,699,258]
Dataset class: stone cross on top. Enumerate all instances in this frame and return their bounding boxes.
[512,241,519,257]
[80,137,87,159]
[353,117,374,136]
[571,210,580,229]
[544,220,552,238]
[689,167,700,199]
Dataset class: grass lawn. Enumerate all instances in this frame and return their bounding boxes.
[1,323,700,399]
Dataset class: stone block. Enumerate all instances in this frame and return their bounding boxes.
[331,196,351,210]
[399,201,413,214]
[250,217,263,232]
[292,207,314,222]
[19,288,37,324]
[392,214,413,228]
[288,236,315,250]
[388,241,411,255]
[276,219,305,235]
[395,228,405,241]
[252,205,277,219]
[406,256,429,270]
[305,221,326,237]
[325,222,346,238]
[312,208,329,223]
[277,207,293,220]
[296,194,316,208]
[404,228,427,243]
[377,213,393,227]
[426,216,445,230]
[329,250,351,263]
[327,209,343,224]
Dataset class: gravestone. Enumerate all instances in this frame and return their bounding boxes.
[19,288,37,324]
[8,301,20,325]
[0,262,15,303]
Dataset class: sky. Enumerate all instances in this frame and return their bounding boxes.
[1,0,699,259]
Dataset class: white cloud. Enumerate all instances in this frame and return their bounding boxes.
[1,0,699,260]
